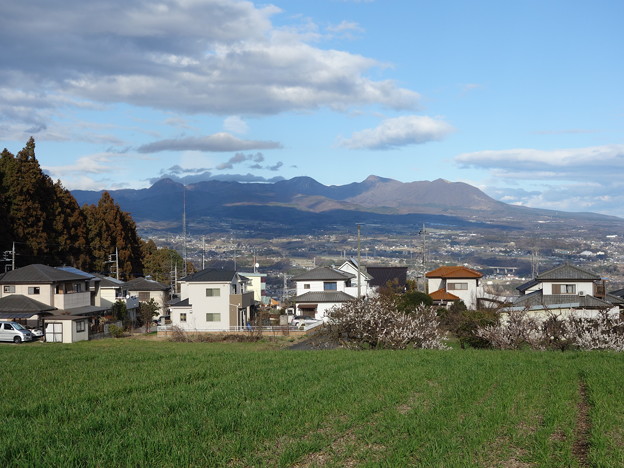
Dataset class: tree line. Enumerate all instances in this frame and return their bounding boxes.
[0,138,185,280]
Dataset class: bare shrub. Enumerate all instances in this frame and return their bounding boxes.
[169,325,191,342]
[324,296,448,350]
[476,309,624,351]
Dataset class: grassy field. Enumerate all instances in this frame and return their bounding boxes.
[1,339,624,467]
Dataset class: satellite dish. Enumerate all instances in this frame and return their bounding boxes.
[255,263,260,268]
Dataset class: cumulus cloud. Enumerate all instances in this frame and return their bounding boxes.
[0,0,419,131]
[223,116,249,134]
[136,133,282,153]
[339,115,454,150]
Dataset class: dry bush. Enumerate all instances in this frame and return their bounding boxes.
[476,309,624,351]
[324,296,448,350]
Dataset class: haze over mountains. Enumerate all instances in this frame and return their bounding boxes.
[72,176,624,237]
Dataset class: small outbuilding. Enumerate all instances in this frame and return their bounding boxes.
[44,315,89,343]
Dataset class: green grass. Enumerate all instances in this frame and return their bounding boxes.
[1,340,623,467]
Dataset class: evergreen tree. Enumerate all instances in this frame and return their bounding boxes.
[141,239,186,285]
[83,191,143,278]
[52,180,90,269]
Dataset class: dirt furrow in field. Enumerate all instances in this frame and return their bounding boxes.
[572,378,591,467]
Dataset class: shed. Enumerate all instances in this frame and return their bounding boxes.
[44,315,89,343]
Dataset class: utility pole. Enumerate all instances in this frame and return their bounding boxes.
[202,236,205,270]
[182,186,188,278]
[357,223,362,299]
[419,224,427,291]
[115,247,119,280]
[11,242,15,271]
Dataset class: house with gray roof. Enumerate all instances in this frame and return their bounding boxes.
[167,269,254,332]
[506,263,619,317]
[0,264,109,337]
[291,266,364,320]
[123,277,170,319]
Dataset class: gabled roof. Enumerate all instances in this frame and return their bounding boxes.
[426,266,483,279]
[0,294,57,315]
[293,291,355,303]
[169,298,191,307]
[337,259,373,280]
[511,289,613,309]
[428,289,460,301]
[516,279,539,293]
[0,264,87,284]
[91,273,124,288]
[535,264,600,281]
[181,268,237,283]
[123,277,169,291]
[367,266,408,288]
[57,266,98,281]
[291,267,354,282]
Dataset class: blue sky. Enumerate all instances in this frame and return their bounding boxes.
[1,0,623,216]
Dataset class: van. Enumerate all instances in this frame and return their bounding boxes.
[0,321,33,343]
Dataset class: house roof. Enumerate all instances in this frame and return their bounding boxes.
[367,266,408,288]
[428,289,461,301]
[425,266,483,279]
[535,264,601,281]
[181,268,237,283]
[293,291,355,303]
[0,264,87,284]
[337,259,373,280]
[169,298,191,307]
[91,273,124,288]
[61,305,110,316]
[516,279,540,293]
[0,294,57,316]
[56,266,98,281]
[291,267,354,281]
[511,290,613,309]
[123,277,169,291]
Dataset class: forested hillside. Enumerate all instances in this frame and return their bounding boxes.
[0,138,145,278]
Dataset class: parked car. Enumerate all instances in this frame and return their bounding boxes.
[0,321,33,343]
[27,327,44,339]
[292,315,320,327]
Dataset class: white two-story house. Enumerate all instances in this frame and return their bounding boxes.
[508,263,619,317]
[291,266,364,320]
[168,269,254,331]
[426,266,483,310]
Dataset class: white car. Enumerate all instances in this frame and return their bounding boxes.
[28,327,44,339]
[292,316,320,327]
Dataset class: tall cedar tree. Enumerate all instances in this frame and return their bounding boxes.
[1,139,57,260]
[52,181,90,270]
[0,150,12,252]
[83,192,143,278]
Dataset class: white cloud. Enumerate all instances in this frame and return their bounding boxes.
[0,0,419,128]
[223,116,249,134]
[339,115,454,150]
[136,133,282,153]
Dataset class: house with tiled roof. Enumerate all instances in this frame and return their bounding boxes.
[507,264,620,317]
[167,269,254,332]
[0,264,110,339]
[291,266,363,320]
[426,266,483,309]
[123,277,170,319]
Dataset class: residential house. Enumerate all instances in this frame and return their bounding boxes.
[92,273,139,321]
[291,266,360,320]
[237,271,267,303]
[508,263,620,317]
[366,265,408,292]
[335,259,373,298]
[168,269,254,331]
[123,277,170,319]
[0,264,109,341]
[426,266,483,310]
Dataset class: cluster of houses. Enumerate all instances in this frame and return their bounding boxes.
[1,259,623,342]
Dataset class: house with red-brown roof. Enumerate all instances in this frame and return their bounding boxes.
[425,266,483,309]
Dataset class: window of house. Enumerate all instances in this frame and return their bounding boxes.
[180,313,187,322]
[3,285,15,293]
[73,283,82,293]
[206,313,221,322]
[206,288,220,297]
[76,320,85,332]
[552,284,576,294]
[324,282,337,291]
[138,292,150,302]
[447,283,468,291]
[303,284,311,289]
[28,287,40,295]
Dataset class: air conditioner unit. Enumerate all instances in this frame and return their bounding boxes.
[578,291,585,296]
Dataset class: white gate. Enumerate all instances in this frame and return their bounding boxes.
[45,323,63,343]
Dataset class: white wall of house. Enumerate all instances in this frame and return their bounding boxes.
[296,279,348,296]
[540,281,595,296]
[427,277,480,309]
[130,290,168,317]
[96,287,119,308]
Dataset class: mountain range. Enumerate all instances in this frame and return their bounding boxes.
[71,176,624,236]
